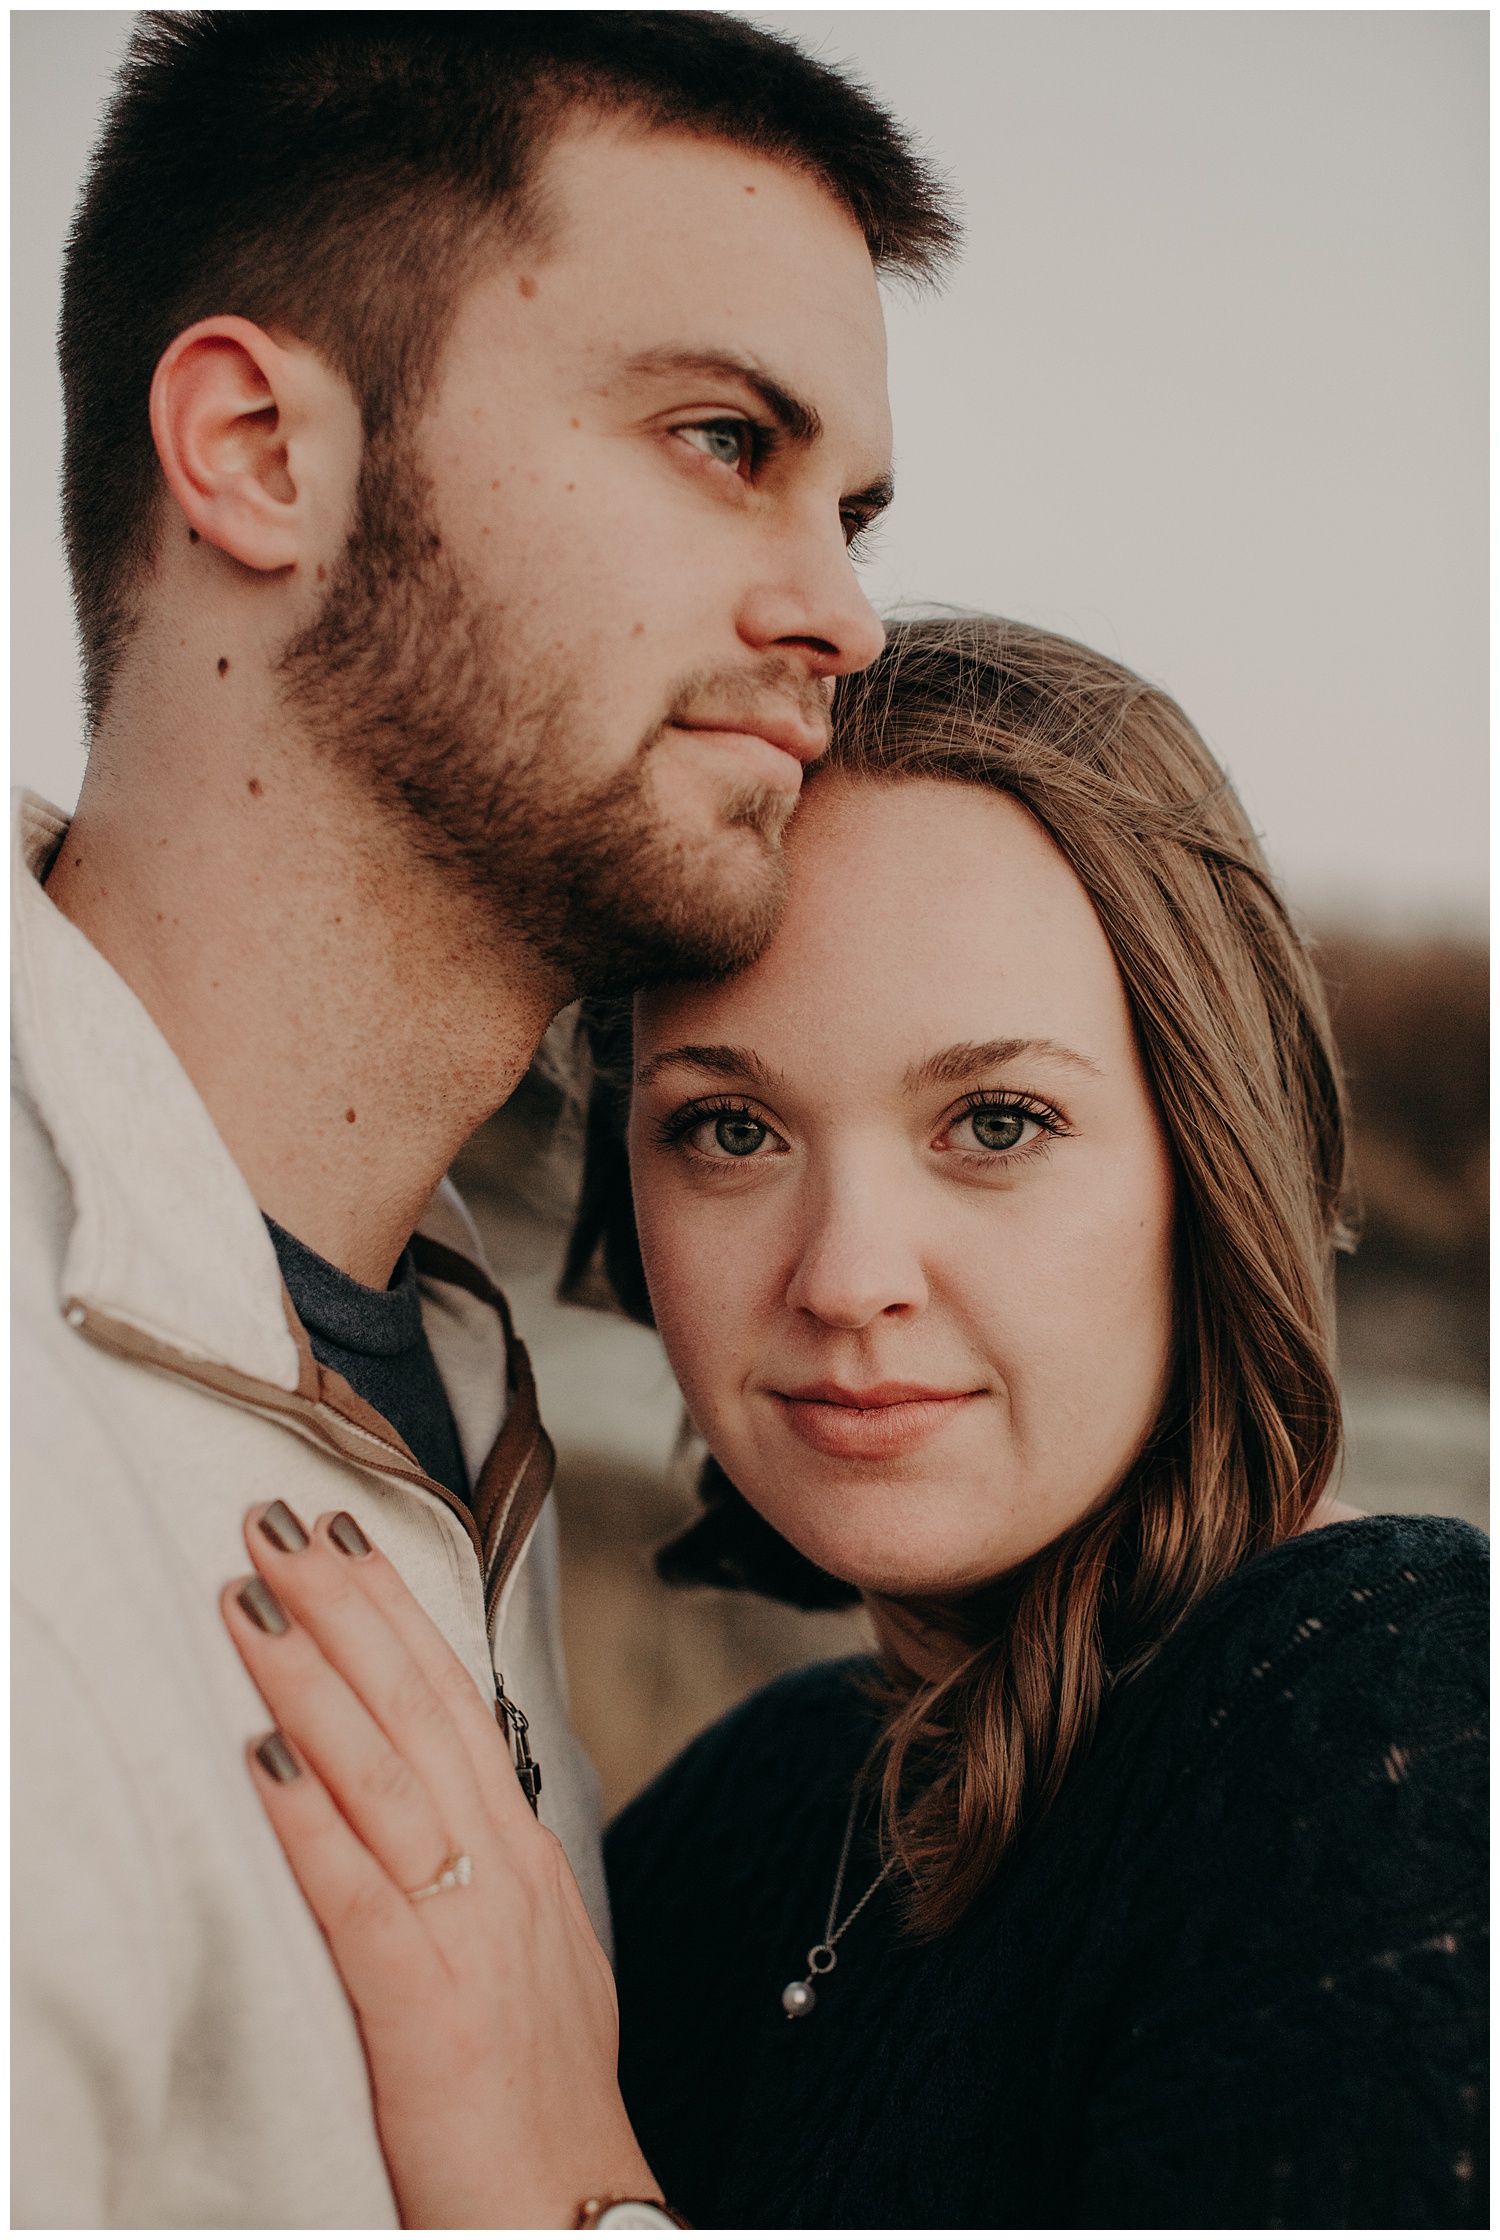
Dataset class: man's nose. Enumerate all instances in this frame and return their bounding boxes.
[736,515,887,682]
[784,1178,929,1329]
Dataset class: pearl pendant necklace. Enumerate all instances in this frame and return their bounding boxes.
[781,1787,893,2019]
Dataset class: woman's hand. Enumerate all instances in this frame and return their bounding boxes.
[221,1502,660,2230]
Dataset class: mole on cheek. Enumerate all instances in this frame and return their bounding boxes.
[247,778,263,797]
[345,1108,357,1124]
[217,657,229,676]
[188,529,200,543]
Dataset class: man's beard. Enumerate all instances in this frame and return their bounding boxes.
[278,447,808,994]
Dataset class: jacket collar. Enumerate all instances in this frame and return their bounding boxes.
[12,790,494,1390]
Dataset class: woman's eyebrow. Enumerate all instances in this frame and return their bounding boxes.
[635,1042,779,1089]
[904,1038,1103,1090]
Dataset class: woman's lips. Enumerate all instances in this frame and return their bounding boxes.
[772,1382,986,1461]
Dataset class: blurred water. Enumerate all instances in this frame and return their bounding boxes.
[1341,1377,1488,1535]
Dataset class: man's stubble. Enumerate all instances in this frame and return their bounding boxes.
[278,444,801,996]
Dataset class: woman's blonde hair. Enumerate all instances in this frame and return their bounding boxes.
[564,614,1353,1936]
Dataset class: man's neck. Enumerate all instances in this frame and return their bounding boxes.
[45,690,564,1288]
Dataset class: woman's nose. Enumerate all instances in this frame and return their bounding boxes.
[784,1191,929,1329]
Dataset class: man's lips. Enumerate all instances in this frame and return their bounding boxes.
[668,712,829,792]
[771,1381,988,1461]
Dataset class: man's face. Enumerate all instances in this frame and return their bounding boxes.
[284,117,893,990]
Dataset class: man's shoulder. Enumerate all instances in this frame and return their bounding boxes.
[12,1058,72,1277]
[11,1072,104,1466]
[13,1067,129,1442]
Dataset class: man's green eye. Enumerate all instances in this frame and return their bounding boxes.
[967,1108,1026,1152]
[714,1114,767,1156]
[683,422,746,468]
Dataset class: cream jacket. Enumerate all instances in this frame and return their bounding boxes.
[11,791,606,2229]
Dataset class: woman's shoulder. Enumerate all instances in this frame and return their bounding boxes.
[615,1652,882,1814]
[1148,1510,1486,1716]
[1095,1512,1487,1883]
[1206,1506,1483,1613]
[1041,1517,1486,2235]
[605,1654,879,1880]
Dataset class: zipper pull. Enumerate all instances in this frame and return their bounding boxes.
[494,1674,542,1813]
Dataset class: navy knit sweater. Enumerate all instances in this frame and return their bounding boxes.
[607,1516,1487,2229]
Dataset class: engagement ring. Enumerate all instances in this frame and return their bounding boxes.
[404,1852,472,1904]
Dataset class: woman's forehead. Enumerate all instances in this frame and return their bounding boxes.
[634,776,1134,1073]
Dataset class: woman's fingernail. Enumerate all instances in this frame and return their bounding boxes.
[255,1731,300,1784]
[328,1511,372,1559]
[259,1500,309,1553]
[237,1576,289,1635]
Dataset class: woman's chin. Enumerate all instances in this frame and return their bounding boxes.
[741,1462,1076,1605]
[749,1501,1002,1605]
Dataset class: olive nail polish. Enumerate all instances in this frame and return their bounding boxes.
[328,1511,371,1559]
[237,1575,289,1635]
[255,1731,300,1783]
[258,1500,309,1553]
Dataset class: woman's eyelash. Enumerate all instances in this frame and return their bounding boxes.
[948,1089,1070,1146]
[654,1093,767,1149]
[655,1089,1067,1155]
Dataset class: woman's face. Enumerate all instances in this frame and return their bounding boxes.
[628,777,1177,1599]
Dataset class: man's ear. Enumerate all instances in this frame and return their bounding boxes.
[149,315,360,575]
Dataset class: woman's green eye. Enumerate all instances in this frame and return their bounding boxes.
[713,1114,767,1157]
[967,1107,1028,1152]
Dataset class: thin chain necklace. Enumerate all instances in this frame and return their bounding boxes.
[781,1786,894,2020]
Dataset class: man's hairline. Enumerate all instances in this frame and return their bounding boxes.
[528,90,889,259]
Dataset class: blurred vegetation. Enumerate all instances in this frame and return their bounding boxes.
[1319,935,1487,1388]
[1321,935,1486,1279]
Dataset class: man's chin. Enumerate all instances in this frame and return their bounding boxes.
[723,778,800,850]
[562,812,789,995]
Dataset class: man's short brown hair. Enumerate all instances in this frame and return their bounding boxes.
[60,9,958,722]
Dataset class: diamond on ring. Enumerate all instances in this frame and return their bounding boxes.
[405,1851,472,1904]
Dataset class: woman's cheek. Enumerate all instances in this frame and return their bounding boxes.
[634,1177,737,1409]
[637,1180,782,1444]
[1021,1183,1175,1493]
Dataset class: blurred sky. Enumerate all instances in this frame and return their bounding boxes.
[12,10,1487,932]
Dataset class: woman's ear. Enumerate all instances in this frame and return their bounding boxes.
[148,315,361,575]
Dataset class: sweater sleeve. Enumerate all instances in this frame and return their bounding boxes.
[1067,1537,1488,2229]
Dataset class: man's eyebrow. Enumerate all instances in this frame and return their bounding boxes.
[904,1038,1104,1091]
[843,469,895,521]
[635,1042,779,1090]
[618,348,894,518]
[619,348,824,445]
